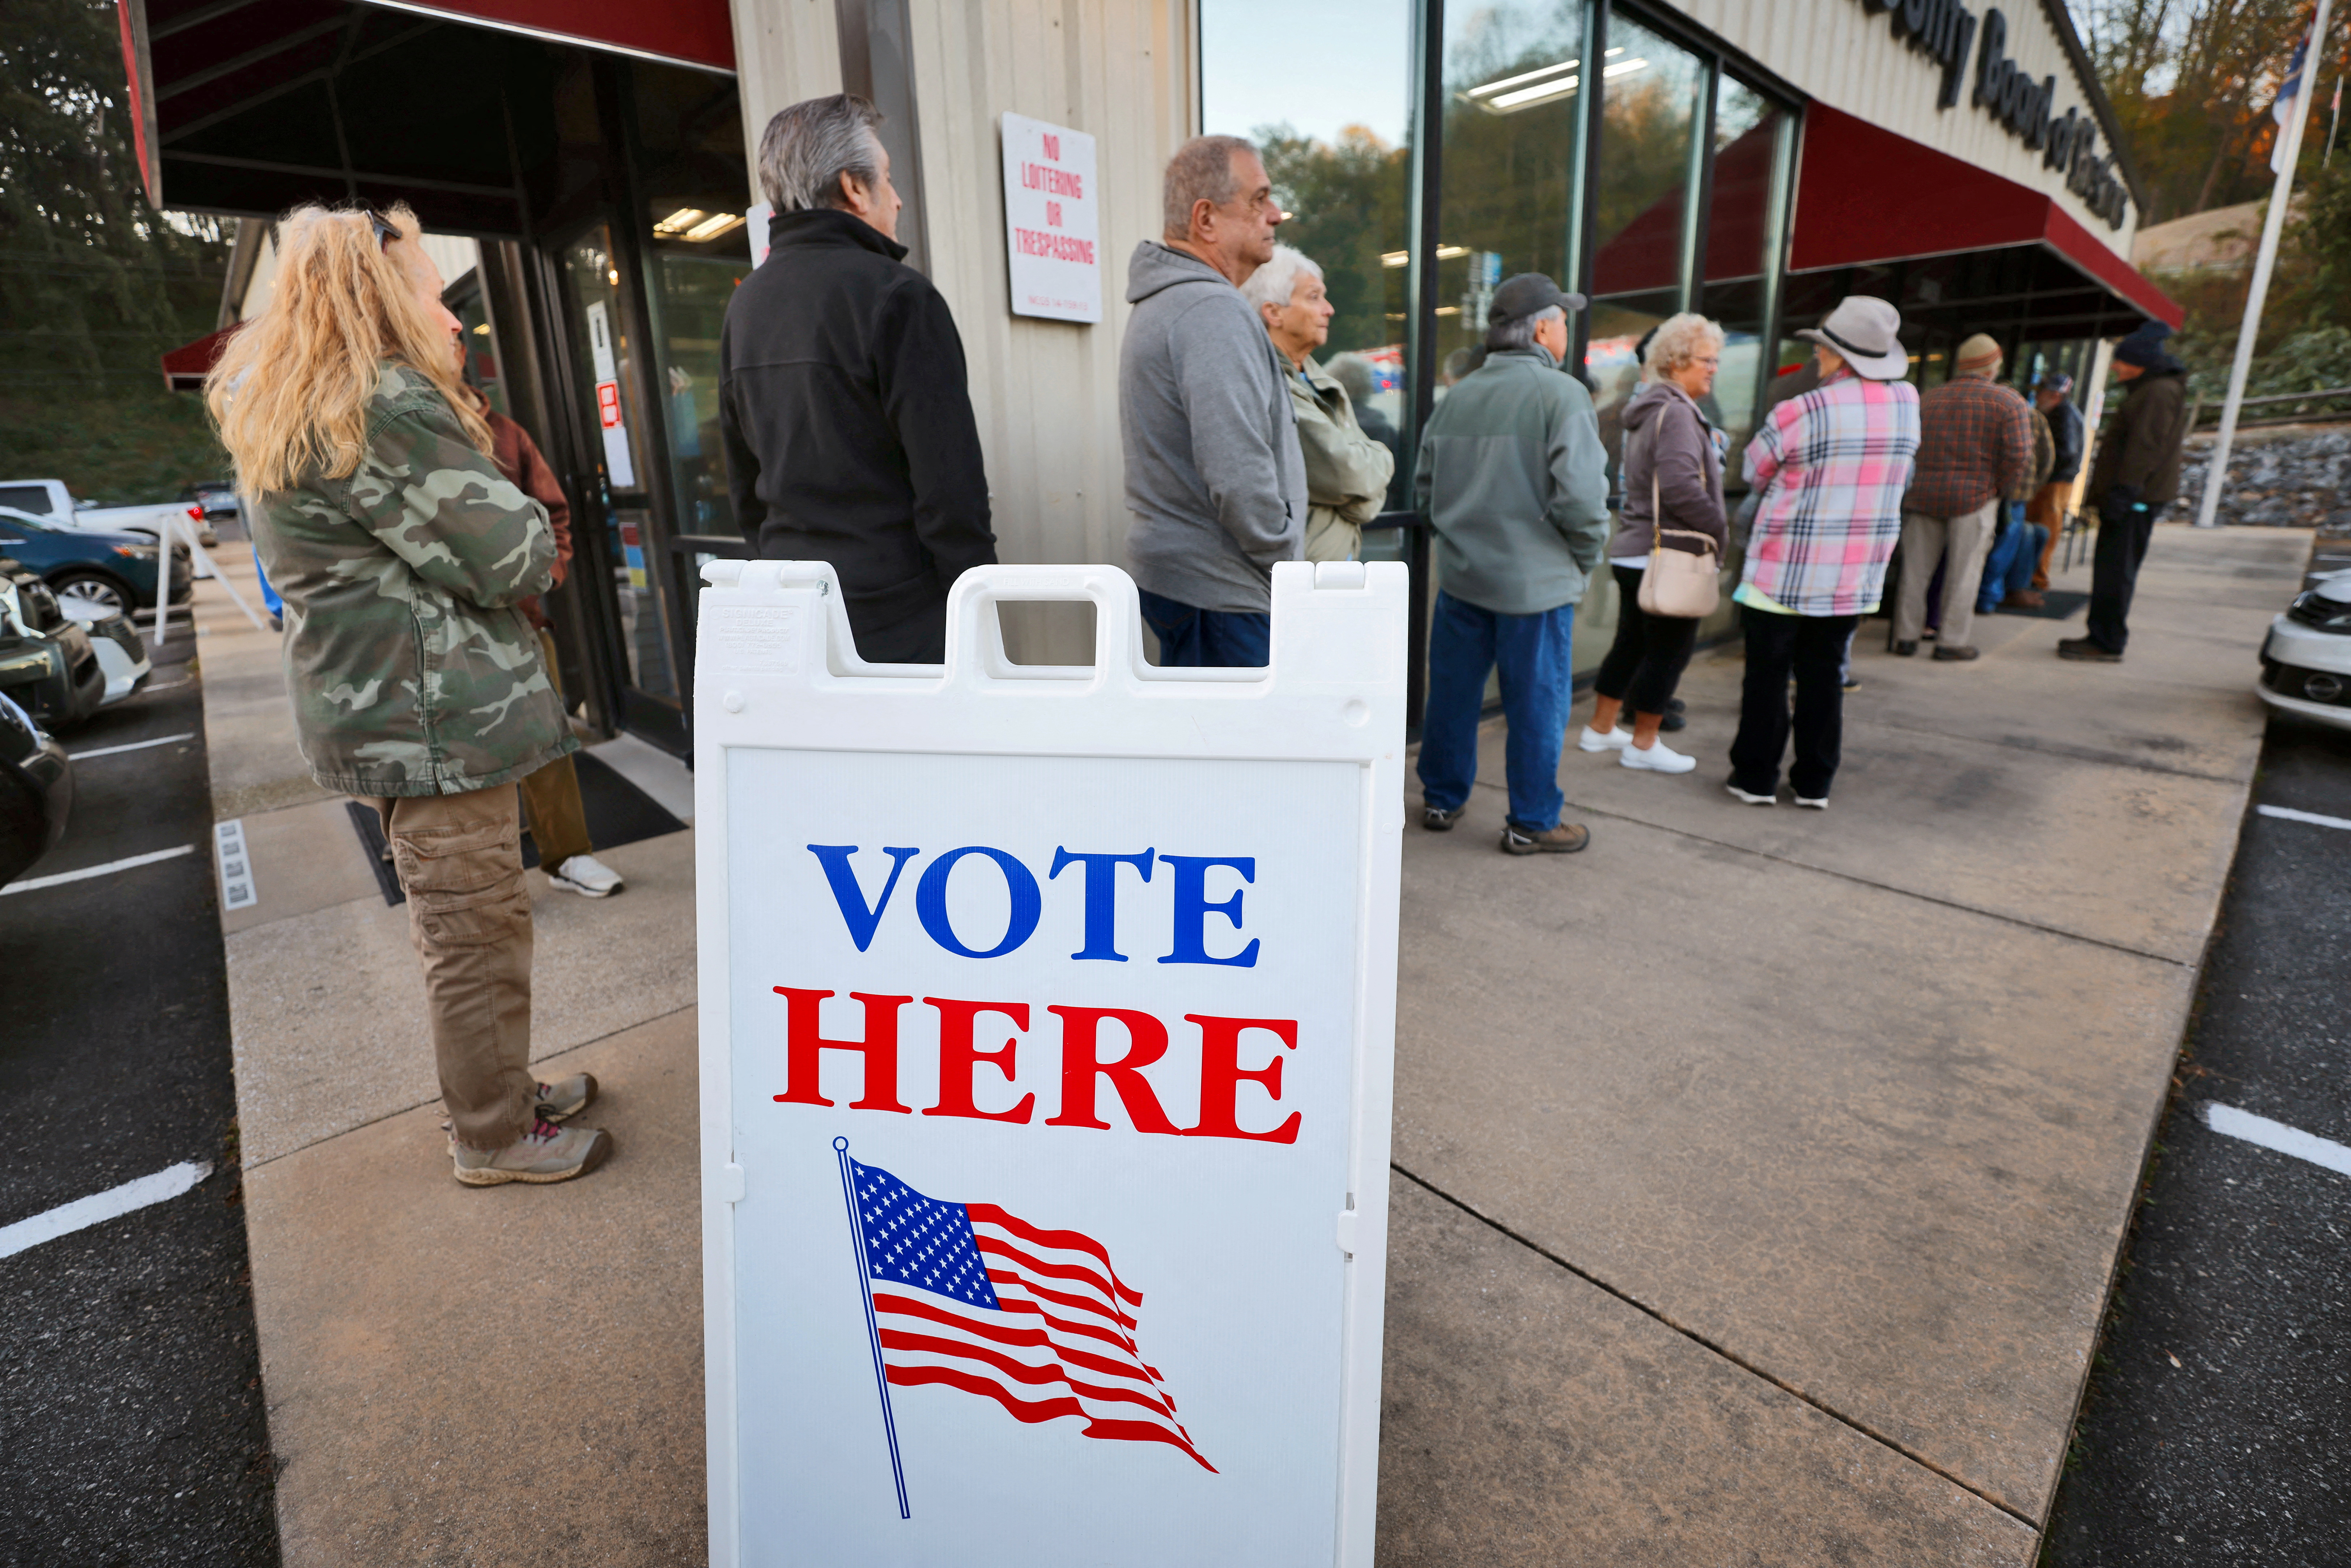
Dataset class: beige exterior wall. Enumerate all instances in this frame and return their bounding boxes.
[1668,0,2139,255]
[727,0,1196,659]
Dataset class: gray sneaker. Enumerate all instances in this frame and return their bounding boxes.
[1499,821,1591,855]
[534,1072,599,1121]
[452,1117,613,1186]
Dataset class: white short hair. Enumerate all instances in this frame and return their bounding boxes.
[1240,244,1323,315]
[1642,312,1726,381]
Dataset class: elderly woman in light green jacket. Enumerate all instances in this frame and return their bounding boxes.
[1243,244,1394,562]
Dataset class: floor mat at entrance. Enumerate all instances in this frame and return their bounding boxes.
[344,751,687,905]
[1989,588,2089,621]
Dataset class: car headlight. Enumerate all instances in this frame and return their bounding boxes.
[2287,590,2351,631]
[112,544,159,560]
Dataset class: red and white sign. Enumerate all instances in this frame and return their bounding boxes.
[596,380,623,429]
[1000,113,1101,325]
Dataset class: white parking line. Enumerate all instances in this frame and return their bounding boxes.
[0,1161,213,1261]
[1,844,195,895]
[2256,804,2351,832]
[2203,1102,2351,1180]
[67,731,196,761]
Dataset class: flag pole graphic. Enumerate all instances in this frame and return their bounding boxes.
[836,1137,911,1519]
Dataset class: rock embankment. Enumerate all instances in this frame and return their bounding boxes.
[2173,424,2351,534]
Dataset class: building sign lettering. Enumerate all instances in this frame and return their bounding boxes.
[1858,0,2132,230]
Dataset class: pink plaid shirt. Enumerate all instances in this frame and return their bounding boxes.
[1740,370,1921,616]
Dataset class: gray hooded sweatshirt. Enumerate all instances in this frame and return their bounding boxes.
[1118,241,1308,613]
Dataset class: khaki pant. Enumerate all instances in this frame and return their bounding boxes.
[1893,500,1998,651]
[516,628,593,867]
[2027,481,2069,590]
[369,785,535,1150]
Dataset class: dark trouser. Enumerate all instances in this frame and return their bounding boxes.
[1593,564,1699,714]
[851,596,950,664]
[1137,587,1271,668]
[2085,505,2159,654]
[1729,605,1858,801]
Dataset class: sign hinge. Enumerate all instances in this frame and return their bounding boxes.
[722,1163,746,1204]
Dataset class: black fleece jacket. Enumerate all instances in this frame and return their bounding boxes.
[719,209,996,660]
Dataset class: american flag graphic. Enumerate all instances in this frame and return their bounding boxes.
[838,1143,1216,1489]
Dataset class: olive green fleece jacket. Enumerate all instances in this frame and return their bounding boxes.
[1412,346,1612,615]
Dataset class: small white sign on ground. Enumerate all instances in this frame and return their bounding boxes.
[696,560,1404,1567]
[1000,112,1101,323]
[215,818,256,911]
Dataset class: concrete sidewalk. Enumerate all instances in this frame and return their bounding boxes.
[190,524,2306,1563]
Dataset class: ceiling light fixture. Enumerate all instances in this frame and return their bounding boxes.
[1380,244,1472,268]
[653,207,706,236]
[682,212,745,242]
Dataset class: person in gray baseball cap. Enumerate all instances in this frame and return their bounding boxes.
[1413,272,1611,855]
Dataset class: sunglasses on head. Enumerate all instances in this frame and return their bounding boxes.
[362,206,399,250]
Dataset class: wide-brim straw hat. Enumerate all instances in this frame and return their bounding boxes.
[1794,296,1909,381]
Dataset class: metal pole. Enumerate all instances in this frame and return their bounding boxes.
[2195,0,2334,529]
[834,1139,910,1520]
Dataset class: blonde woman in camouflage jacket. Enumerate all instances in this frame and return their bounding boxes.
[206,203,611,1187]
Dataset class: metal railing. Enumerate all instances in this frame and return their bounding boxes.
[2188,386,2351,431]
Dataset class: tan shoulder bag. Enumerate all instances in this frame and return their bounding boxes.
[1635,402,1723,620]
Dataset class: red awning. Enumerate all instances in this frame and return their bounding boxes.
[1793,103,2180,328]
[161,323,241,393]
[364,0,733,73]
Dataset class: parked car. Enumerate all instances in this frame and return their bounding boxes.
[1,562,150,706]
[178,483,241,523]
[0,688,71,891]
[0,562,105,733]
[2258,569,2351,732]
[0,505,190,619]
[0,478,215,548]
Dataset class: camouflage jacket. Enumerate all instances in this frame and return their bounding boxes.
[252,362,575,797]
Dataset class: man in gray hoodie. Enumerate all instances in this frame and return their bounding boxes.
[1119,135,1307,666]
[1413,274,1611,855]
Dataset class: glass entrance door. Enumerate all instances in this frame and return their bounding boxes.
[553,222,685,744]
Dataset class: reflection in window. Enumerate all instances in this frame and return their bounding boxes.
[1697,75,1791,489]
[1586,14,1705,453]
[1437,2,1587,394]
[1203,0,1413,529]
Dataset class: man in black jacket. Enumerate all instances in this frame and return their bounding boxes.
[720,94,997,663]
[2059,320,2190,663]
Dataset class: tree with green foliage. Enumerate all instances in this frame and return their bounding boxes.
[0,0,232,500]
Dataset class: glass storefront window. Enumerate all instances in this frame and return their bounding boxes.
[1697,75,1792,488]
[1436,1,1588,395]
[1586,14,1707,445]
[1202,0,1415,536]
[447,284,511,418]
[560,227,677,704]
[631,63,754,538]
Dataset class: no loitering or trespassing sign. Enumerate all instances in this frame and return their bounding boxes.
[694,560,1406,1567]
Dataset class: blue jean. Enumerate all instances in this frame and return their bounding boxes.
[1416,591,1574,832]
[1137,587,1270,668]
[1977,505,2048,613]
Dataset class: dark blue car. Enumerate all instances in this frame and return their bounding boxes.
[0,505,191,618]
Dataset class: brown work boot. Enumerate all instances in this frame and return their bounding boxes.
[452,1116,613,1186]
[1500,821,1591,855]
[2057,637,2122,663]
[2002,589,2046,611]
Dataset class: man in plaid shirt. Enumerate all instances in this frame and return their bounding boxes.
[1891,332,2035,661]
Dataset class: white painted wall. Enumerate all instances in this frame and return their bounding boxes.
[1668,0,2140,255]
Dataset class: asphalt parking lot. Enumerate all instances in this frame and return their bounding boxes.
[2047,706,2351,1563]
[0,630,279,1565]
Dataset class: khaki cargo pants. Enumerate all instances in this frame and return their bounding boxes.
[369,785,534,1151]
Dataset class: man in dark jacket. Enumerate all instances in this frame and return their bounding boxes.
[720,94,997,663]
[2060,321,2190,663]
[2027,372,2082,593]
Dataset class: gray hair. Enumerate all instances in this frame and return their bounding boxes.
[1643,311,1726,381]
[1239,243,1322,315]
[1164,134,1256,239]
[1486,304,1564,352]
[758,94,886,214]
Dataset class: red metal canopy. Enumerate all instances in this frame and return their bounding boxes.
[364,0,734,73]
[160,323,242,393]
[1793,103,2181,328]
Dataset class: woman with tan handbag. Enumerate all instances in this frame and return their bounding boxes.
[1579,313,1727,776]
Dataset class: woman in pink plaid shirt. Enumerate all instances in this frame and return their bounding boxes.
[1727,296,1920,809]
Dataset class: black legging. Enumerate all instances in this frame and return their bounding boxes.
[1593,563,1700,715]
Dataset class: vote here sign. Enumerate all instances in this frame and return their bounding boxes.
[694,561,1405,1568]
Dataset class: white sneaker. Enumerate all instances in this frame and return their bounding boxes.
[549,853,624,898]
[1620,739,1697,774]
[1578,726,1632,752]
[1794,795,1829,811]
[1725,781,1776,806]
